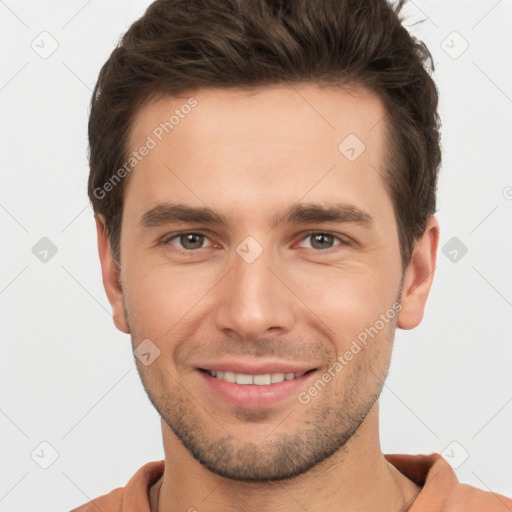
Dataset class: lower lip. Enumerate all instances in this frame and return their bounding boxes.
[197,370,317,410]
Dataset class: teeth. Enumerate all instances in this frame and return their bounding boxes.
[236,373,253,385]
[253,374,271,385]
[271,373,285,383]
[208,370,306,385]
[223,371,236,383]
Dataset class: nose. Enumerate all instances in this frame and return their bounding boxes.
[213,243,297,341]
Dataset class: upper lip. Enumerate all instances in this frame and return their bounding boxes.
[197,360,317,375]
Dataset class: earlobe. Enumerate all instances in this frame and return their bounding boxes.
[95,214,130,334]
[397,216,439,330]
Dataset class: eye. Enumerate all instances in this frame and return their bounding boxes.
[297,232,347,251]
[162,232,215,250]
[160,231,349,253]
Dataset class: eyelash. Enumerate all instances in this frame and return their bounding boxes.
[160,230,351,253]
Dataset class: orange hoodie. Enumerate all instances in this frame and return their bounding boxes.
[70,453,512,511]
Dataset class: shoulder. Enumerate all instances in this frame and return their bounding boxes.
[70,487,125,512]
[386,452,512,511]
[69,460,165,512]
[445,482,512,512]
[425,454,512,511]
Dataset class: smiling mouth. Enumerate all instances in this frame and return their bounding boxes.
[199,368,316,386]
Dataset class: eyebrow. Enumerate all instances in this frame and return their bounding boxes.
[139,202,374,230]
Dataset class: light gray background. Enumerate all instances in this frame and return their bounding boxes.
[1,1,511,510]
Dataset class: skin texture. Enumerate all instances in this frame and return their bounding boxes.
[96,83,439,511]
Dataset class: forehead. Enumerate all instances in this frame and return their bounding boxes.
[125,83,390,222]
[129,83,387,152]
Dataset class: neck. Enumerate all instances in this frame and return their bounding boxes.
[153,403,421,512]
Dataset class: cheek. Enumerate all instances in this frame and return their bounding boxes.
[122,230,402,347]
[123,260,221,337]
[294,264,396,342]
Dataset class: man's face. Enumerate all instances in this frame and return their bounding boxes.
[108,84,409,480]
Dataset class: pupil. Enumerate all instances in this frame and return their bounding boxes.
[312,234,332,249]
[183,234,203,249]
[179,234,333,250]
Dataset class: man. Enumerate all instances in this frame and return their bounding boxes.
[73,0,512,510]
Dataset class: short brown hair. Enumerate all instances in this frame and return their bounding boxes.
[88,0,441,268]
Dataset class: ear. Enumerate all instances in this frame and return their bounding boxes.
[95,214,130,334]
[397,216,439,330]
